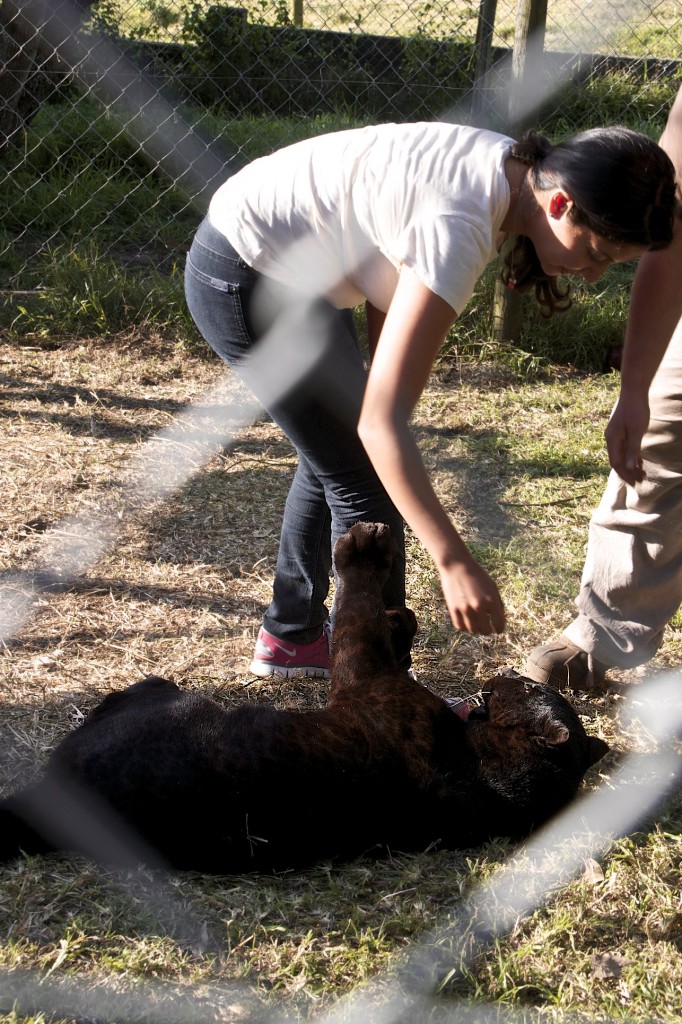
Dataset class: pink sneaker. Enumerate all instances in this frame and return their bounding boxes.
[249,623,331,678]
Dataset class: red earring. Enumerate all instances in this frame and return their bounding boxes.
[550,194,568,217]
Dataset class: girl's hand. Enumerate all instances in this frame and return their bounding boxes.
[438,555,506,635]
[605,392,648,485]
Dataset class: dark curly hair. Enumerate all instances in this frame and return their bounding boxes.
[502,126,678,316]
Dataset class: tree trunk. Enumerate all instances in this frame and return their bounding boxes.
[0,1,94,156]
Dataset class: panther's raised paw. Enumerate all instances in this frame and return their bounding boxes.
[334,522,396,573]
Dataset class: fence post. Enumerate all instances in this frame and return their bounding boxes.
[293,1,303,28]
[492,0,548,344]
[471,0,499,125]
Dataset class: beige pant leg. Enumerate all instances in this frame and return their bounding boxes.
[564,318,682,668]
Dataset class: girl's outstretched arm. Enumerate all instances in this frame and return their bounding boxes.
[358,266,506,635]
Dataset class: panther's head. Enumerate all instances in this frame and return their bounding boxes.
[446,671,609,828]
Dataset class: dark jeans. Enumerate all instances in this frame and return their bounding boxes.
[184,216,405,643]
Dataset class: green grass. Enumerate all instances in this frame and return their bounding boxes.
[4,227,637,369]
[6,245,195,338]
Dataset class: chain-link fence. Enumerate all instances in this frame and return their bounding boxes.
[0,1,680,292]
[2,6,682,1022]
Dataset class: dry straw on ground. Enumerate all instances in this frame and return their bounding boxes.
[1,332,681,1023]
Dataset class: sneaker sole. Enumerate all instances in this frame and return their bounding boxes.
[249,661,329,679]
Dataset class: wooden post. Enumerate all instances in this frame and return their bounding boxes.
[471,0,499,126]
[509,0,548,132]
[293,0,303,28]
[492,0,548,344]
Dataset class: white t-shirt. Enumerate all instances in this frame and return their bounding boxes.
[209,122,513,315]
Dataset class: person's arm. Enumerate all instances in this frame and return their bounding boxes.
[606,87,682,484]
[358,266,505,635]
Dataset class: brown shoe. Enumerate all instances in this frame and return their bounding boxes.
[524,635,608,691]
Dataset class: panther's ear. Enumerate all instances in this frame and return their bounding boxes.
[533,720,570,748]
[585,736,610,767]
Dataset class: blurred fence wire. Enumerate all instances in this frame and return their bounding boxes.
[1,3,682,1022]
